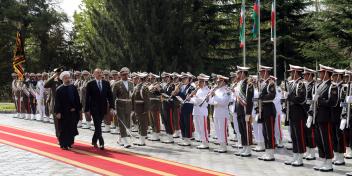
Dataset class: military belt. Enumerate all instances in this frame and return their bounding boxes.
[117,99,131,102]
[150,98,160,101]
[134,100,144,103]
[262,100,274,103]
[306,100,312,105]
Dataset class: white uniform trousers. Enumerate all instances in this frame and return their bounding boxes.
[214,116,228,144]
[194,115,209,143]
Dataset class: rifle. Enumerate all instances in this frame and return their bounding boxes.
[284,61,290,124]
[257,66,262,120]
[312,60,318,125]
[199,85,219,107]
[347,80,352,127]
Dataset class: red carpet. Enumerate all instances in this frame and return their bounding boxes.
[0,125,231,176]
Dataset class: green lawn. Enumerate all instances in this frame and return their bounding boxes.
[0,103,16,112]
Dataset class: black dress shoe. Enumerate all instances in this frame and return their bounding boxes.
[62,146,69,150]
[99,145,104,150]
[240,154,251,157]
[92,143,98,148]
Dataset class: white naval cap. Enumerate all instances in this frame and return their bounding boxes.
[319,64,334,72]
[288,64,304,72]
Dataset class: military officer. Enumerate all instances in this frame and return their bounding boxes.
[112,67,134,148]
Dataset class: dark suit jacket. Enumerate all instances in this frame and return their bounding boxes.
[84,79,114,116]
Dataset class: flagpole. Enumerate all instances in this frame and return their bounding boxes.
[243,0,246,67]
[258,0,261,67]
[273,0,277,78]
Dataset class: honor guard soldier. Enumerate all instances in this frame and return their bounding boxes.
[80,70,93,129]
[73,71,82,88]
[131,72,150,146]
[44,67,63,139]
[342,71,352,159]
[112,67,134,148]
[171,72,182,138]
[28,73,38,120]
[42,72,50,122]
[11,73,20,118]
[257,65,277,161]
[283,65,307,167]
[109,70,120,134]
[102,70,113,133]
[190,74,210,149]
[234,66,254,157]
[147,73,162,141]
[307,64,337,172]
[36,73,45,121]
[23,73,31,119]
[302,67,317,160]
[228,72,239,143]
[251,75,266,152]
[175,72,195,146]
[342,70,352,176]
[208,74,231,153]
[160,72,176,143]
[331,69,346,165]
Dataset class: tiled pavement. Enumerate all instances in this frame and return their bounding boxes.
[0,113,350,176]
[0,143,98,176]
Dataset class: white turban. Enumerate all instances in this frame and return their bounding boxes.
[59,71,71,80]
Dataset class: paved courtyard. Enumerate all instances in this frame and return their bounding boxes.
[0,113,350,176]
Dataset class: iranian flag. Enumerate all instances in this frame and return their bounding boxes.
[271,0,276,41]
[251,0,259,38]
[239,4,245,48]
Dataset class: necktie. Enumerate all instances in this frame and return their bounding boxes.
[98,81,102,92]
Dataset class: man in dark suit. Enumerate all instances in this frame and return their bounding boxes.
[85,68,114,150]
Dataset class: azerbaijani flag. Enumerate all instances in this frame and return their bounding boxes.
[251,0,259,38]
[239,4,245,48]
[271,0,276,41]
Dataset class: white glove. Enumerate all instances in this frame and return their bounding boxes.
[20,97,23,102]
[306,116,313,128]
[346,96,352,104]
[283,92,288,99]
[112,110,117,116]
[245,115,251,122]
[312,94,319,102]
[281,113,286,123]
[255,114,259,122]
[340,119,347,130]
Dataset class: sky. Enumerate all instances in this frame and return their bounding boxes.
[58,0,82,31]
